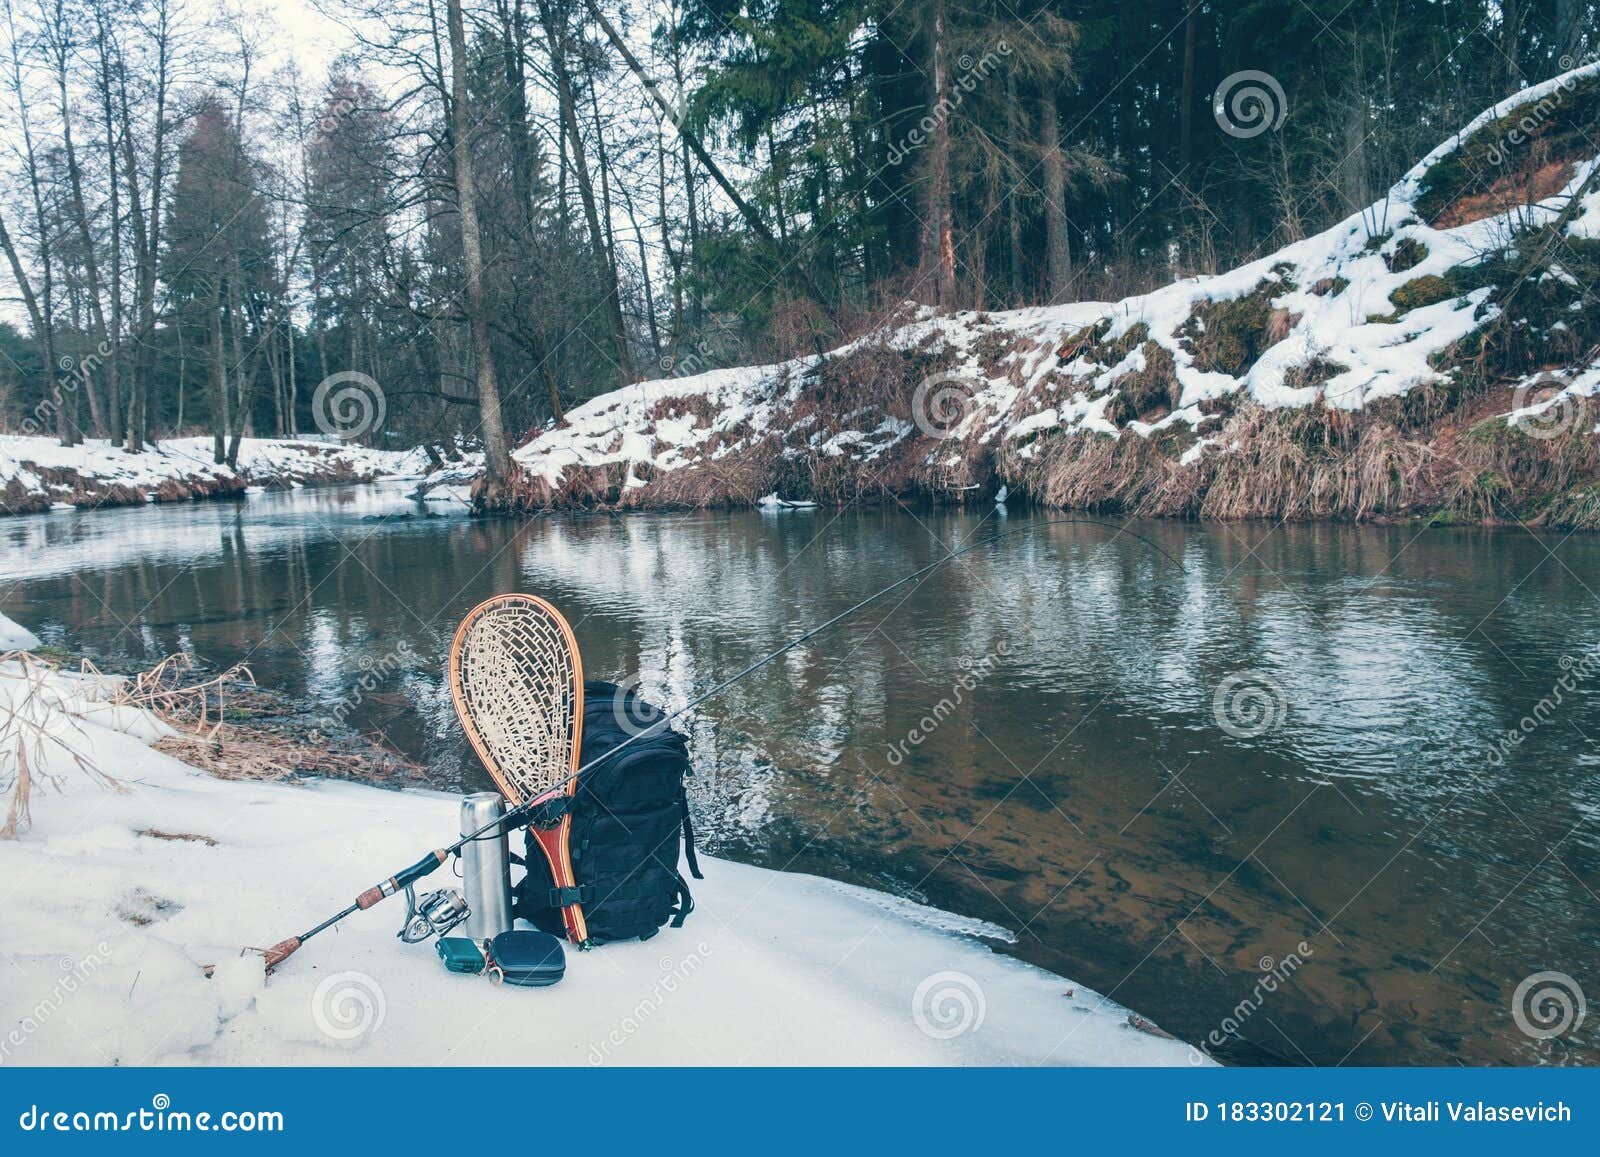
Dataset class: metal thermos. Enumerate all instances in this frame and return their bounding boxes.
[459,792,513,939]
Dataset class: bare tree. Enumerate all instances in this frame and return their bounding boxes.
[446,0,514,499]
[3,0,74,443]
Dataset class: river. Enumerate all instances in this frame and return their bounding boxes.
[3,482,1597,1065]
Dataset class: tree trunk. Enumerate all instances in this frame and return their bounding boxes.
[583,0,836,321]
[94,12,124,447]
[1179,4,1198,171]
[51,23,110,439]
[8,24,76,445]
[446,0,514,499]
[1006,70,1024,303]
[539,0,632,383]
[1041,93,1072,303]
[1499,0,1523,94]
[209,284,230,463]
[118,0,171,451]
[616,165,661,361]
[0,206,65,442]
[656,124,683,341]
[664,19,701,328]
[918,0,957,311]
[175,320,186,431]
[286,313,299,436]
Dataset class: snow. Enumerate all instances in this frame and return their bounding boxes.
[467,61,1600,500]
[0,611,40,651]
[0,650,1205,1067]
[0,434,433,513]
[757,493,819,510]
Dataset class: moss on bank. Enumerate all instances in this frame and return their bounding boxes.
[1415,71,1600,226]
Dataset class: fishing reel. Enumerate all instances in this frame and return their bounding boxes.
[398,885,471,943]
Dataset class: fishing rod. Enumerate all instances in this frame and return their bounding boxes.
[260,515,1184,969]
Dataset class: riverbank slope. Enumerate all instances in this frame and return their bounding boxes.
[0,436,433,516]
[470,63,1600,529]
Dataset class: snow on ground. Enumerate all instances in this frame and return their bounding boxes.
[487,60,1600,497]
[0,612,40,651]
[0,652,1204,1067]
[0,434,433,514]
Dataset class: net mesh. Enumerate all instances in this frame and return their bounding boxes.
[451,596,581,805]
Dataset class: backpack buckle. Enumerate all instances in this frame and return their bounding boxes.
[547,885,592,908]
[526,796,571,829]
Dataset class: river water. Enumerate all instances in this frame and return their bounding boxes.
[4,483,1597,1065]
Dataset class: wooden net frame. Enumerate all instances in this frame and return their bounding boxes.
[448,594,589,943]
[449,594,583,804]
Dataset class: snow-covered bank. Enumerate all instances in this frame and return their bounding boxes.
[0,611,40,651]
[455,62,1600,527]
[0,653,1204,1066]
[0,434,435,517]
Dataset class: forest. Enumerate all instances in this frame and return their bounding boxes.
[0,0,1595,505]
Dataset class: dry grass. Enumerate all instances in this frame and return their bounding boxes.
[1011,401,1450,524]
[0,652,128,838]
[137,828,219,846]
[647,394,719,424]
[115,654,424,785]
[1202,407,1431,521]
[0,478,51,515]
[1010,430,1202,518]
[621,451,779,509]
[97,652,255,737]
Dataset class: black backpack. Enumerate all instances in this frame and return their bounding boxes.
[513,680,702,944]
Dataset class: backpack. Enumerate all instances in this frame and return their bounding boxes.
[513,680,702,944]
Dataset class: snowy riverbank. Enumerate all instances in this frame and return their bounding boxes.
[450,61,1600,526]
[0,435,434,517]
[0,649,1204,1066]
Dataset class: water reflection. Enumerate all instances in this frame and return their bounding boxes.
[3,486,1599,1065]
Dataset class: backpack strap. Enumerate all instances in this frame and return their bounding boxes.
[680,790,704,881]
[668,869,694,928]
[545,885,595,908]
